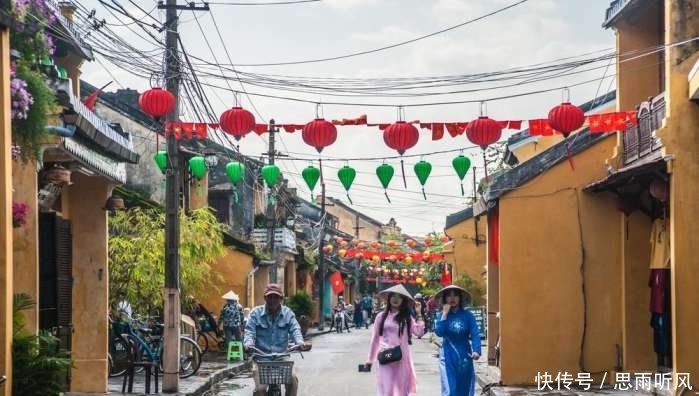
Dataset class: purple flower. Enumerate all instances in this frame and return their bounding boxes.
[12,201,30,228]
[10,62,33,120]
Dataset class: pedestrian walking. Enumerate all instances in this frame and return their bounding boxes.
[365,284,425,396]
[434,284,481,396]
[362,294,373,328]
[353,297,364,329]
[219,290,244,347]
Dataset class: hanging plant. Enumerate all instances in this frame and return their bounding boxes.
[9,0,58,162]
[12,201,29,228]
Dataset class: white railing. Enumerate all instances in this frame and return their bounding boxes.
[251,228,296,252]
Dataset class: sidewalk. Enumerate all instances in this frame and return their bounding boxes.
[64,327,332,396]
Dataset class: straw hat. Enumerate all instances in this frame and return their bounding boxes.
[221,290,239,300]
[378,284,414,301]
[434,284,470,302]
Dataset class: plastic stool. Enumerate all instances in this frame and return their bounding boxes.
[227,341,244,362]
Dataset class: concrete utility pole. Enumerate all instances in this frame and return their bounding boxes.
[317,176,326,330]
[158,0,208,391]
[267,120,278,283]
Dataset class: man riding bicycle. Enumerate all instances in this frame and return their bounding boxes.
[244,283,311,396]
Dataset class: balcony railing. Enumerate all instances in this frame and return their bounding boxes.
[251,227,297,253]
[603,0,643,27]
[622,93,665,165]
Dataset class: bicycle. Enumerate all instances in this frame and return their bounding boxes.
[118,317,203,378]
[108,316,132,377]
[248,344,307,396]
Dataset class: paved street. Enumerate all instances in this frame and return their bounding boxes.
[206,326,479,395]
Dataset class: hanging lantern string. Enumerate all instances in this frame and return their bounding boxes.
[460,182,465,196]
[400,159,407,189]
[397,105,405,122]
[233,91,239,107]
[316,102,323,119]
[562,87,570,103]
[565,140,575,170]
[421,186,427,200]
[384,190,391,203]
[482,149,489,181]
[479,101,487,117]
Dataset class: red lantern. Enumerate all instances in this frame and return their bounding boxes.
[466,116,502,150]
[383,121,419,155]
[219,107,255,140]
[548,102,585,137]
[139,88,175,119]
[302,118,337,153]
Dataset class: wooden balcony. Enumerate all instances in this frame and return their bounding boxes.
[622,93,665,166]
[251,227,297,254]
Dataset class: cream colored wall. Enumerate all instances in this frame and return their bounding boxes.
[498,136,622,385]
[658,1,699,387]
[325,203,382,240]
[63,173,111,392]
[0,28,14,396]
[615,2,663,111]
[12,159,39,332]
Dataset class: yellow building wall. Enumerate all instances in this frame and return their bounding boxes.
[444,216,486,291]
[63,173,111,392]
[657,1,699,386]
[0,27,13,396]
[498,136,622,385]
[199,248,254,317]
[325,200,382,241]
[12,159,39,332]
[614,2,663,111]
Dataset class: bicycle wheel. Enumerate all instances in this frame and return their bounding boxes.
[109,336,130,377]
[196,332,210,355]
[178,336,202,378]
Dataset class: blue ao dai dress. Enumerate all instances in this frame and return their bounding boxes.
[434,308,482,396]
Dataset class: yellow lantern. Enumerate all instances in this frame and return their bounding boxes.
[338,248,347,257]
[404,256,413,265]
[415,276,423,284]
[372,255,381,264]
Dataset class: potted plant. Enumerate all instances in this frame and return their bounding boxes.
[286,290,313,336]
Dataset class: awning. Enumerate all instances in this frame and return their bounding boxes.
[584,154,669,193]
[61,137,128,183]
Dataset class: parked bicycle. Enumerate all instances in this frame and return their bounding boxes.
[248,345,307,396]
[195,317,226,355]
[111,316,202,378]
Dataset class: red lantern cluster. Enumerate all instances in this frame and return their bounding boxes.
[139,88,175,119]
[302,118,337,153]
[219,107,256,140]
[466,116,502,150]
[384,121,419,155]
[548,102,585,138]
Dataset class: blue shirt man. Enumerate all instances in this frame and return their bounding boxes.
[244,283,309,396]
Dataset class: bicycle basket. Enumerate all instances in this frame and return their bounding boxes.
[258,360,294,385]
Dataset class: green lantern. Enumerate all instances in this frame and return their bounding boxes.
[261,164,281,188]
[189,156,207,197]
[452,155,471,196]
[188,156,207,180]
[376,163,394,203]
[302,166,320,200]
[338,165,356,204]
[225,161,246,203]
[413,160,432,200]
[153,150,167,174]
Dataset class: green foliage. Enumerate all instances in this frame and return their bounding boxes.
[454,273,486,307]
[12,61,54,162]
[12,293,72,396]
[108,207,226,315]
[285,290,313,318]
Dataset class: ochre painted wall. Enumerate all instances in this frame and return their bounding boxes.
[199,248,254,319]
[498,136,622,385]
[658,0,699,387]
[12,159,39,332]
[615,2,663,111]
[63,173,111,392]
[444,216,486,292]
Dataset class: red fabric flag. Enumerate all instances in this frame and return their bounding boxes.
[282,124,296,132]
[528,119,545,136]
[378,123,390,130]
[627,111,638,126]
[254,124,268,135]
[431,123,444,140]
[81,81,112,110]
[445,123,465,137]
[329,271,344,294]
[613,112,628,131]
[507,120,522,129]
[181,122,194,140]
[497,120,508,129]
[588,114,605,134]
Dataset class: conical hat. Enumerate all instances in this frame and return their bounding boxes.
[434,284,470,302]
[221,290,239,300]
[378,284,414,301]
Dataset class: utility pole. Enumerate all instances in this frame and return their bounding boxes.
[472,166,480,247]
[267,119,277,283]
[317,167,326,330]
[157,0,208,391]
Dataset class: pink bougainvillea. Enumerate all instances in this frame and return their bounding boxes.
[12,201,29,228]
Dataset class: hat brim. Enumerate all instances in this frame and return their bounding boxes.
[434,285,471,302]
[264,291,283,297]
[378,284,414,301]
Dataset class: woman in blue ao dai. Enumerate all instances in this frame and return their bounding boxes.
[434,284,481,396]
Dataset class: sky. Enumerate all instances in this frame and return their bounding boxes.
[75,0,616,237]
